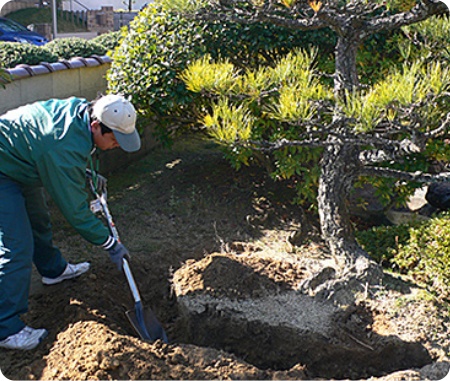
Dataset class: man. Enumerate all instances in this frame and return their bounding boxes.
[0,94,140,350]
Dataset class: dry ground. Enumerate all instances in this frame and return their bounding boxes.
[0,134,449,380]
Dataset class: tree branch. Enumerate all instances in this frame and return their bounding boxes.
[424,112,450,138]
[361,0,449,38]
[359,166,450,183]
[195,7,328,30]
[245,137,325,151]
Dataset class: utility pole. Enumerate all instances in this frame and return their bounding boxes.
[51,0,58,40]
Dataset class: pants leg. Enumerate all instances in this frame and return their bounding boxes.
[0,175,33,339]
[22,186,67,278]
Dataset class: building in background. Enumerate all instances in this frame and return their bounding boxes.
[0,0,150,16]
[62,0,149,11]
[0,0,149,39]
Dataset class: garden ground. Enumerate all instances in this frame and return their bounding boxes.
[0,134,449,380]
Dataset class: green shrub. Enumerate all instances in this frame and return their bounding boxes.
[0,67,11,87]
[357,213,450,298]
[0,42,58,68]
[356,223,415,265]
[392,212,450,298]
[357,30,404,85]
[91,31,123,53]
[45,37,107,60]
[202,22,336,71]
[107,0,336,144]
[107,4,210,144]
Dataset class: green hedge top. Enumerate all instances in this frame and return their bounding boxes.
[0,42,58,68]
[0,31,121,69]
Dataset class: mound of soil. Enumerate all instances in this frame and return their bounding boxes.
[1,135,449,380]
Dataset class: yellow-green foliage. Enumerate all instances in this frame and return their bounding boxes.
[240,69,274,97]
[279,0,296,8]
[268,85,316,121]
[342,61,450,132]
[179,56,237,94]
[203,98,254,143]
[264,49,329,121]
[269,48,314,84]
[383,0,417,11]
[182,49,331,128]
[182,48,446,136]
[159,0,206,12]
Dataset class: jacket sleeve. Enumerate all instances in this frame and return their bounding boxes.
[35,147,112,247]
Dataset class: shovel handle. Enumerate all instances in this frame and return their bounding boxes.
[90,184,143,308]
[123,258,142,304]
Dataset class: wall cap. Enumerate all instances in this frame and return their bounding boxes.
[5,55,112,80]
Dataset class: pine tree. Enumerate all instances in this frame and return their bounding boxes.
[171,0,450,290]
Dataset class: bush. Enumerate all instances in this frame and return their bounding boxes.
[107,0,336,144]
[356,223,415,265]
[202,22,336,71]
[0,67,11,87]
[392,212,450,298]
[91,31,123,53]
[107,4,210,144]
[0,41,58,68]
[357,30,404,85]
[45,37,107,60]
[357,213,450,298]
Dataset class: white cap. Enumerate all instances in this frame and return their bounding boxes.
[92,94,141,152]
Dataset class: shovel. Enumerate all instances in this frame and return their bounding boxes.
[87,170,169,343]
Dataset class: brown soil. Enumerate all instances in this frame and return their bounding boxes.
[1,135,449,380]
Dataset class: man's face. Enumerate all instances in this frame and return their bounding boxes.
[91,121,120,151]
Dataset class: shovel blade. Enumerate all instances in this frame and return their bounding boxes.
[126,307,169,343]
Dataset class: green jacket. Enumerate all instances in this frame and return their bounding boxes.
[0,97,110,246]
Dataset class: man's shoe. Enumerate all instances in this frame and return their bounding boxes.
[42,262,90,285]
[0,326,48,350]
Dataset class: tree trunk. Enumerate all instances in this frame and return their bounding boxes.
[317,140,367,260]
[319,32,366,260]
[334,35,360,96]
[315,137,385,304]
[312,34,384,299]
